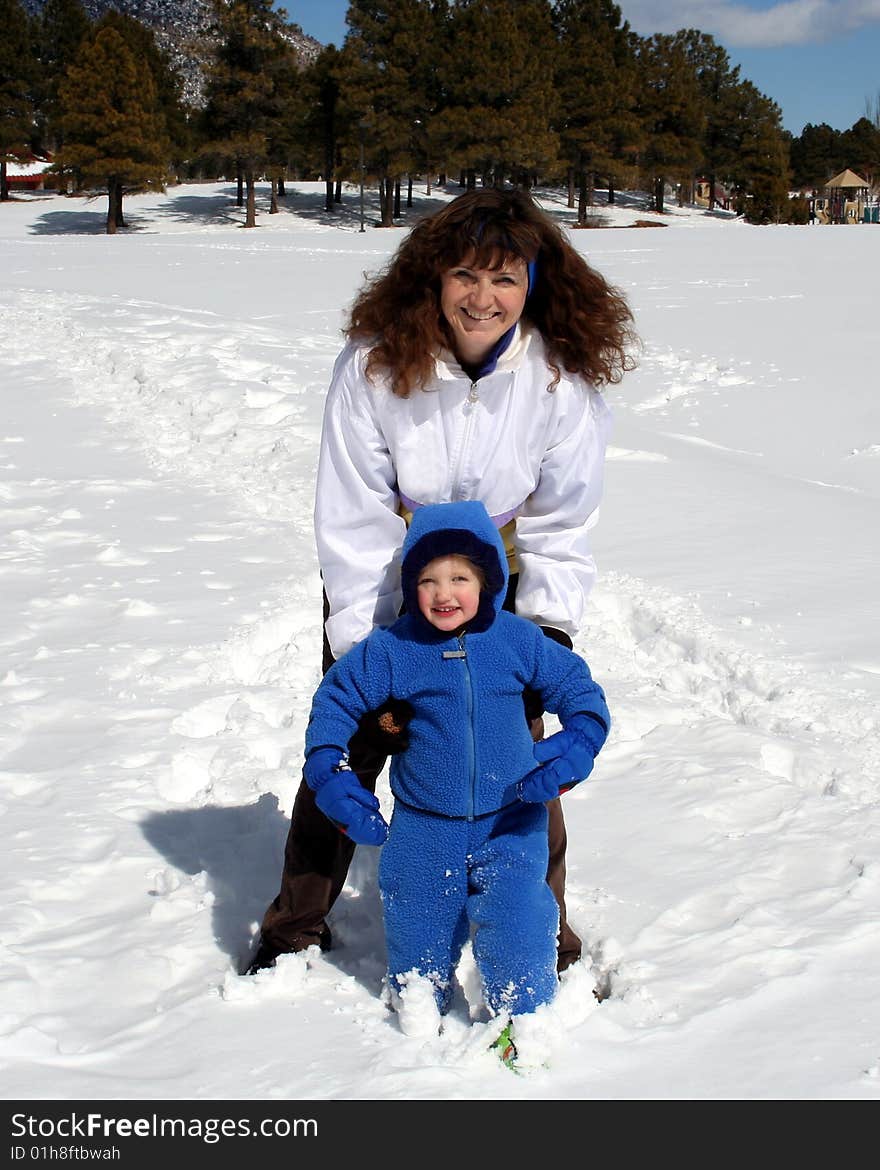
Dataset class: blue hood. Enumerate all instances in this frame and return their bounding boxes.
[400,501,508,635]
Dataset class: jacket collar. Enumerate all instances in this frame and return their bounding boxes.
[433,322,533,383]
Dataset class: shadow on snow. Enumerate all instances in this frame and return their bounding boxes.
[138,792,387,993]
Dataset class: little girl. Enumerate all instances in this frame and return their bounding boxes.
[301,501,610,1061]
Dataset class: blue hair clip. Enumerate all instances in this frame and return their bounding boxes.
[527,258,538,297]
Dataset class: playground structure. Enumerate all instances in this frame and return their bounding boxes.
[811,169,878,224]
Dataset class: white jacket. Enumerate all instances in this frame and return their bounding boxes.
[315,323,613,660]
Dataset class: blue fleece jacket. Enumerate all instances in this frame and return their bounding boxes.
[305,500,610,819]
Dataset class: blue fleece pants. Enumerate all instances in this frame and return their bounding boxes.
[378,800,559,1017]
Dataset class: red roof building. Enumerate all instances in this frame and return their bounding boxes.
[5,154,55,191]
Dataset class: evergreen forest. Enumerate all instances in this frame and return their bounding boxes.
[2,0,879,232]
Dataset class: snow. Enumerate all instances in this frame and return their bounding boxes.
[4,160,52,178]
[1,181,878,1102]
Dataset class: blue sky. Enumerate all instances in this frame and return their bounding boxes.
[277,1,880,136]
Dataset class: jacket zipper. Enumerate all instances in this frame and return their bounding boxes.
[451,380,479,500]
[443,631,476,818]
[459,632,476,819]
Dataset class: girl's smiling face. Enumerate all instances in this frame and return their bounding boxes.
[439,253,528,367]
[416,554,483,631]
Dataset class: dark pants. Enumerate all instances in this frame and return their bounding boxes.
[256,581,583,973]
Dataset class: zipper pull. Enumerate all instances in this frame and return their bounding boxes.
[442,632,467,659]
[467,381,479,404]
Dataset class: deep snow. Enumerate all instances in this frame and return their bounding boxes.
[0,180,878,1101]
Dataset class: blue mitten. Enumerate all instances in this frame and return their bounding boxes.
[517,714,607,802]
[303,746,347,792]
[303,748,389,845]
[538,712,607,762]
[314,772,389,845]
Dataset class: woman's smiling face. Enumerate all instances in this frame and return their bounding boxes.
[439,252,528,367]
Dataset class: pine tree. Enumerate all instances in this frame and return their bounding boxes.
[297,45,342,212]
[201,0,293,227]
[634,32,705,212]
[336,0,440,226]
[54,25,170,233]
[402,0,449,199]
[92,8,191,178]
[263,30,302,212]
[441,0,558,191]
[404,0,455,194]
[840,117,880,187]
[727,80,790,223]
[679,30,741,210]
[789,122,844,190]
[553,0,640,220]
[34,0,91,153]
[0,0,38,201]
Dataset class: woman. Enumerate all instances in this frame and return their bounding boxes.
[246,186,637,977]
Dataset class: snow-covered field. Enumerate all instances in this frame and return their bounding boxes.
[1,181,878,1101]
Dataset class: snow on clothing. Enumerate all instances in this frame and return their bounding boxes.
[305,500,610,1015]
[379,801,558,1017]
[315,322,613,661]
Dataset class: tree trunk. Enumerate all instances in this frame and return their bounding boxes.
[334,144,343,201]
[708,173,717,211]
[577,171,587,224]
[278,175,286,197]
[379,176,394,226]
[106,178,118,234]
[236,169,244,206]
[393,178,401,218]
[324,130,334,210]
[406,175,412,207]
[567,166,575,208]
[270,179,278,214]
[607,181,616,204]
[1,161,8,202]
[114,182,125,228]
[245,169,256,227]
[587,171,595,208]
[466,169,476,191]
[654,176,665,213]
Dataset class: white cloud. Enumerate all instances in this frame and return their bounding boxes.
[621,0,880,48]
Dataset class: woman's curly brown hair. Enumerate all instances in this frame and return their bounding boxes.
[345,187,639,397]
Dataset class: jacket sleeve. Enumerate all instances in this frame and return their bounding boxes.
[304,634,395,757]
[314,344,407,660]
[513,382,612,638]
[527,627,611,741]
